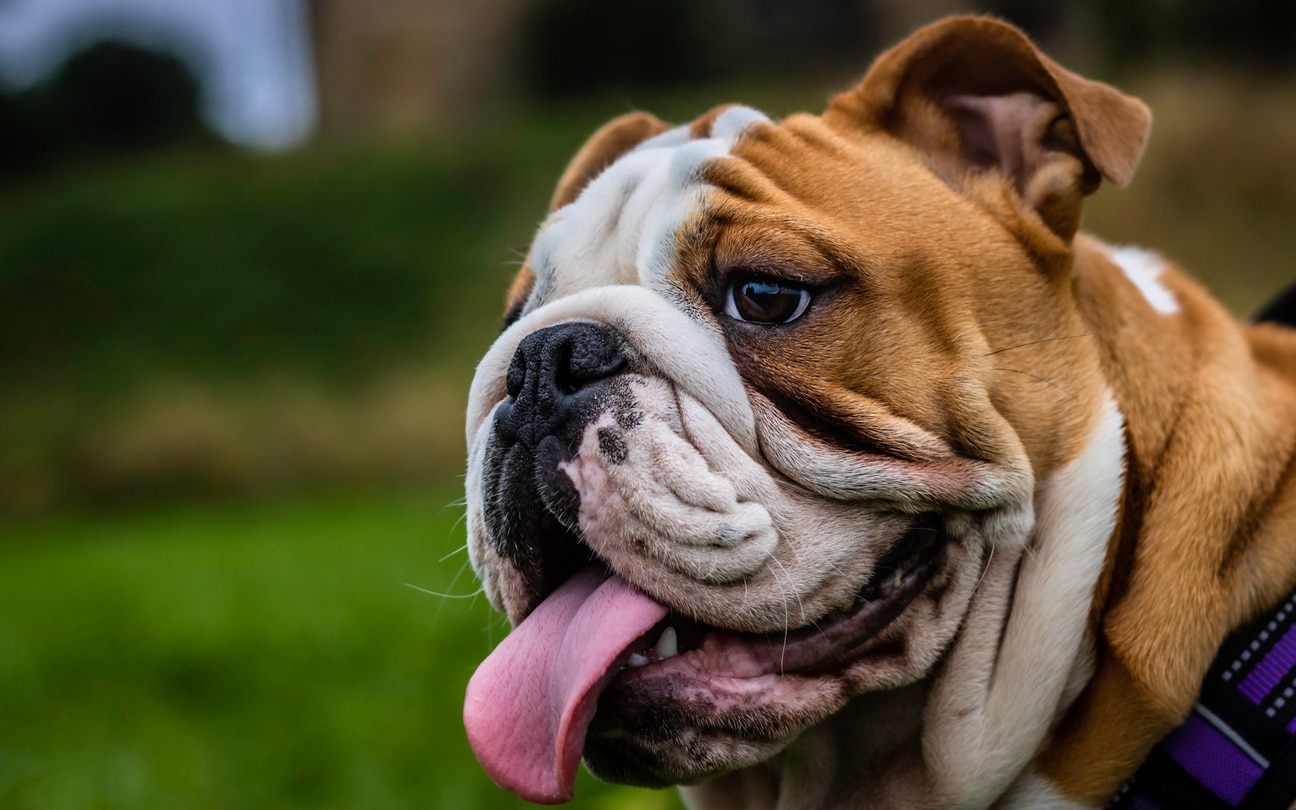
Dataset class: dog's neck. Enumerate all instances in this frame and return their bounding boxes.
[1036,235,1296,803]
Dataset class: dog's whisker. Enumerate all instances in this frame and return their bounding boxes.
[704,554,723,583]
[445,556,478,599]
[763,554,801,675]
[993,366,1082,404]
[439,542,469,564]
[756,551,791,658]
[974,544,995,593]
[416,557,481,624]
[948,318,1012,347]
[405,581,483,600]
[982,333,1090,357]
[485,609,512,649]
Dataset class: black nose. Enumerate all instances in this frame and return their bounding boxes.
[497,322,630,444]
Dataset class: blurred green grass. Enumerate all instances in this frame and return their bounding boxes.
[0,488,684,810]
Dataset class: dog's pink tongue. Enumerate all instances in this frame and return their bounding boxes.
[463,566,668,804]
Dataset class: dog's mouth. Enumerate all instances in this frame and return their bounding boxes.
[620,518,943,674]
[463,518,946,803]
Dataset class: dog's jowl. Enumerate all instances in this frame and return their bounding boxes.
[461,16,1296,810]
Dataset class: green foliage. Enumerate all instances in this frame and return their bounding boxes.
[0,490,685,810]
[0,143,517,391]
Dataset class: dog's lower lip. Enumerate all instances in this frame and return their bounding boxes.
[619,523,947,678]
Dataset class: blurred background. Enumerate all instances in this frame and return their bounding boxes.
[0,0,1293,808]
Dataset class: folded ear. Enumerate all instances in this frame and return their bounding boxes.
[549,112,672,210]
[825,16,1151,242]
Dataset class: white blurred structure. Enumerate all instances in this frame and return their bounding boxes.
[0,0,317,150]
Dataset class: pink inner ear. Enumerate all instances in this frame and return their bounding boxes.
[941,92,1056,190]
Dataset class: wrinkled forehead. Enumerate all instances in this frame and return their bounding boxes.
[518,106,773,315]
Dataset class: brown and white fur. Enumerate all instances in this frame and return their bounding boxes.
[463,16,1296,809]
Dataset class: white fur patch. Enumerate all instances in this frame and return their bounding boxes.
[1107,244,1180,315]
[525,107,771,312]
[558,390,779,585]
[924,394,1126,808]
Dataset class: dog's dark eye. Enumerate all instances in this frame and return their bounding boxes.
[724,277,811,324]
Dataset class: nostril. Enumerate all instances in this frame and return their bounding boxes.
[506,353,526,398]
[554,344,581,397]
[565,337,626,387]
[556,374,582,397]
[555,340,625,395]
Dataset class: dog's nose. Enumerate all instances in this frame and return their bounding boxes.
[507,322,628,399]
[498,322,630,443]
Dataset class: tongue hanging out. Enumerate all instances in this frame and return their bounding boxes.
[463,566,669,804]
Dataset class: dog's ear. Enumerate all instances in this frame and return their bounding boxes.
[549,112,672,211]
[825,16,1151,243]
[499,113,672,324]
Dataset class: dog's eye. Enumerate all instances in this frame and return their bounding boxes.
[724,277,811,324]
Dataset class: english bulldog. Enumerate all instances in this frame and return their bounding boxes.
[461,16,1296,809]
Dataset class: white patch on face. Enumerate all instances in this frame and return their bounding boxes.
[922,393,1125,808]
[525,107,771,312]
[1107,244,1180,315]
[558,383,780,586]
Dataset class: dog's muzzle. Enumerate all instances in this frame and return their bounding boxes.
[483,321,633,594]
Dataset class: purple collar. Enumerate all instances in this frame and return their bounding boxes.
[1106,589,1296,809]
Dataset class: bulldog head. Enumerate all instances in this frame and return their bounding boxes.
[463,16,1151,805]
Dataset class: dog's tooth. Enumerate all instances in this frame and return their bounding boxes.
[628,652,650,668]
[654,626,679,659]
[839,598,856,614]
[889,570,904,590]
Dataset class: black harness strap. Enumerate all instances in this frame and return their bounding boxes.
[1106,589,1296,809]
